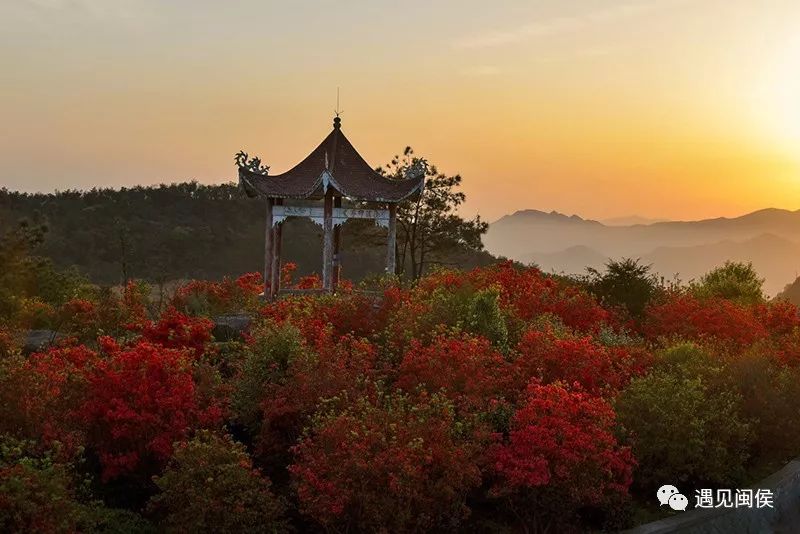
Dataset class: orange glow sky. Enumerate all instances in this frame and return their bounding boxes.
[2,0,799,222]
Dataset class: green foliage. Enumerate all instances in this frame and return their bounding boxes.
[585,258,661,318]
[723,350,800,467]
[466,286,509,350]
[378,147,489,279]
[148,431,286,533]
[0,182,496,286]
[0,222,93,325]
[0,438,89,533]
[0,437,153,533]
[615,345,752,490]
[231,321,305,435]
[692,261,765,305]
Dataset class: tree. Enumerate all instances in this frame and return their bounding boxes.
[692,261,765,305]
[585,258,661,318]
[378,147,488,279]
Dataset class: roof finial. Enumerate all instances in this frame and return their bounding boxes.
[333,87,343,129]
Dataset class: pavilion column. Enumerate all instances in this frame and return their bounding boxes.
[270,199,283,299]
[264,198,274,300]
[386,203,397,275]
[332,196,342,291]
[322,190,334,291]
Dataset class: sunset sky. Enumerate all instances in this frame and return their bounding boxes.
[2,0,799,222]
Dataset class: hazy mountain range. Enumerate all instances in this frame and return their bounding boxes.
[484,208,800,296]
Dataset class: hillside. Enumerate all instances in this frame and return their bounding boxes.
[0,183,496,285]
[486,208,800,295]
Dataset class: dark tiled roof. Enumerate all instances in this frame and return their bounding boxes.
[238,119,424,202]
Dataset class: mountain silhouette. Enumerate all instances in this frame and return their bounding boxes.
[486,208,800,295]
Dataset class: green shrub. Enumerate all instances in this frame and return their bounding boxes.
[466,286,509,350]
[231,321,305,435]
[723,350,800,467]
[148,431,286,534]
[691,261,765,305]
[615,354,752,490]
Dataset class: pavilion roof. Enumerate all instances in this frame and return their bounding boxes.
[237,117,424,202]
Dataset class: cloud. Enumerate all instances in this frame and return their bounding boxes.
[454,0,686,49]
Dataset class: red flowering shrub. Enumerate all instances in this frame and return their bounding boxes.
[172,272,263,316]
[289,391,481,532]
[755,300,800,337]
[396,334,512,411]
[468,262,610,332]
[643,293,767,347]
[258,327,378,462]
[138,307,213,357]
[490,382,634,530]
[79,339,219,481]
[513,328,649,396]
[0,345,99,453]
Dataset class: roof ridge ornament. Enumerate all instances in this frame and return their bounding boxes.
[234,150,270,175]
[405,158,428,180]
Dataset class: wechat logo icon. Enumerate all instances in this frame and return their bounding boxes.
[657,484,689,511]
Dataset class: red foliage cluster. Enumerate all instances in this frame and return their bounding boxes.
[79,338,220,481]
[259,327,378,457]
[467,262,611,331]
[644,294,768,346]
[397,334,512,410]
[490,381,634,505]
[171,272,264,315]
[138,307,213,357]
[289,392,481,531]
[514,328,650,395]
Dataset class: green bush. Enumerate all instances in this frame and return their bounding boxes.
[148,431,286,534]
[723,350,800,467]
[615,347,752,490]
[691,261,765,305]
[585,258,662,318]
[231,321,305,435]
[466,286,509,350]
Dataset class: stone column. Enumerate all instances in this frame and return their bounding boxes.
[386,203,397,275]
[332,196,342,291]
[322,191,334,291]
[264,198,274,299]
[270,199,283,299]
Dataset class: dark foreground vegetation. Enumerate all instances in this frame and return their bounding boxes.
[3,213,800,532]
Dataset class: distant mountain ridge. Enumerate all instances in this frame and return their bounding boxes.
[486,208,800,295]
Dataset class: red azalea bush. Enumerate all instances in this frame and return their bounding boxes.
[4,261,800,532]
[490,381,635,529]
[513,328,650,396]
[138,307,213,357]
[289,390,481,532]
[258,327,379,462]
[643,293,768,347]
[79,339,220,481]
[396,334,512,411]
[171,272,264,316]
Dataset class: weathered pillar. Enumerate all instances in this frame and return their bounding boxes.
[322,191,334,291]
[386,203,397,275]
[264,198,274,299]
[270,199,283,299]
[332,196,342,291]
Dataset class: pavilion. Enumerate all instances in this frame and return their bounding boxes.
[235,116,425,299]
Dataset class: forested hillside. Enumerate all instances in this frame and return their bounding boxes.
[0,183,496,285]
